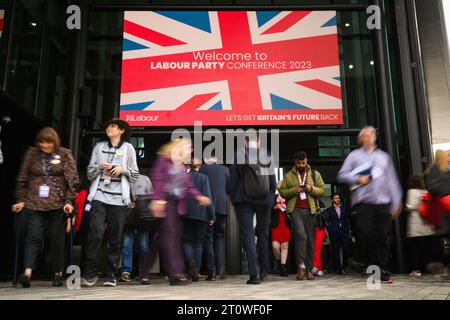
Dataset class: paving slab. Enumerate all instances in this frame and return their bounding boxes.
[0,274,449,300]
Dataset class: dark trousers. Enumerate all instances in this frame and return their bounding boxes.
[138,221,158,278]
[23,209,67,274]
[203,214,227,276]
[406,236,435,272]
[83,201,128,279]
[182,218,208,273]
[291,207,316,270]
[235,202,271,278]
[139,199,184,278]
[356,204,392,271]
[330,229,350,272]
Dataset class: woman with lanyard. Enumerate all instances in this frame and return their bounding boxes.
[12,127,79,288]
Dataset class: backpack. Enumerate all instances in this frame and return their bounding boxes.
[243,150,271,198]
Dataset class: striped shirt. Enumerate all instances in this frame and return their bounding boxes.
[87,140,139,206]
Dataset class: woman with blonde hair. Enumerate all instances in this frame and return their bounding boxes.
[139,138,211,285]
[12,127,79,288]
[425,150,450,276]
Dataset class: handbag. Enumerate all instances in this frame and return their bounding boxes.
[314,199,326,229]
[135,198,153,220]
[134,198,155,231]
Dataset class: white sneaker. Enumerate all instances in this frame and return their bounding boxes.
[317,271,324,276]
[81,276,98,287]
[103,274,117,287]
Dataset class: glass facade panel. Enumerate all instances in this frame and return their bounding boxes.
[85,10,123,129]
[34,0,71,133]
[0,0,13,87]
[4,0,44,112]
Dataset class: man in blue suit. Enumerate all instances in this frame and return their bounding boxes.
[326,193,351,274]
[200,155,230,280]
[182,159,215,282]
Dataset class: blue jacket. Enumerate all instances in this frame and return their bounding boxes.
[199,163,230,215]
[325,205,350,235]
[229,148,276,207]
[185,171,215,222]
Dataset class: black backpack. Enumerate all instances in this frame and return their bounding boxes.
[243,150,271,198]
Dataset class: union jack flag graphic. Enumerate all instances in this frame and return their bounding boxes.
[120,11,343,126]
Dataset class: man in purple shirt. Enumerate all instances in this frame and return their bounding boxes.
[337,126,402,283]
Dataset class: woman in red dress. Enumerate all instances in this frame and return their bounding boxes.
[271,182,292,276]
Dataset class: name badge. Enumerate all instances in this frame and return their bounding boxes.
[103,175,111,185]
[300,192,307,200]
[39,185,50,198]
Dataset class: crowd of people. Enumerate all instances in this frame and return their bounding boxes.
[10,120,450,288]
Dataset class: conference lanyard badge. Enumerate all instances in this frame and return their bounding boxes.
[39,184,50,198]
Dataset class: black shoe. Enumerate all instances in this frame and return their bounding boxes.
[273,260,281,274]
[52,275,64,287]
[381,269,392,276]
[380,270,393,283]
[246,275,261,285]
[169,276,191,286]
[280,264,288,277]
[103,274,117,287]
[205,275,216,281]
[381,273,393,283]
[18,274,31,288]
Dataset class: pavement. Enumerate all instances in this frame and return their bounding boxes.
[0,273,449,300]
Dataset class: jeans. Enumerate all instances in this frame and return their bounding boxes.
[121,229,150,274]
[182,218,208,273]
[203,214,227,276]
